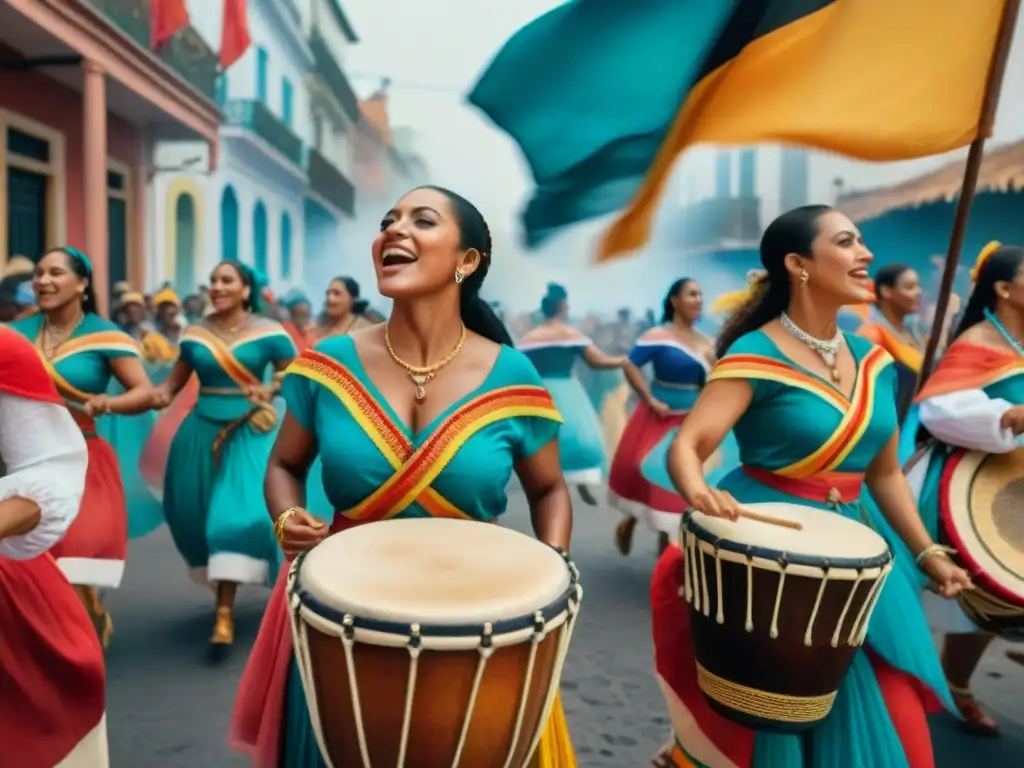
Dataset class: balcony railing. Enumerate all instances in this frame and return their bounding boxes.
[307,147,355,215]
[89,0,218,102]
[308,30,360,122]
[225,100,304,168]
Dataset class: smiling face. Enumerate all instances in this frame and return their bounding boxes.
[372,188,481,300]
[788,211,874,304]
[672,280,703,323]
[207,263,250,313]
[324,279,353,320]
[879,269,922,316]
[33,249,87,312]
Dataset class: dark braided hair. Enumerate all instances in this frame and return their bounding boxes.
[717,205,833,357]
[331,276,369,315]
[953,245,1024,340]
[417,185,513,346]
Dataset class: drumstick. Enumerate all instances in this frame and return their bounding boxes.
[737,506,804,531]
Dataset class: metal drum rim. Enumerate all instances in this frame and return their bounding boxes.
[682,509,893,571]
[289,544,581,641]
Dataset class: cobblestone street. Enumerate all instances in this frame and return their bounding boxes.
[105,490,1024,766]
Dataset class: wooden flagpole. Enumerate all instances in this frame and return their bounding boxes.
[911,0,1021,410]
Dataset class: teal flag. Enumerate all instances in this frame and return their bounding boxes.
[468,0,737,246]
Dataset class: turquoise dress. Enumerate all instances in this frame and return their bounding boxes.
[685,331,954,767]
[276,336,563,766]
[98,330,178,539]
[162,318,296,586]
[519,337,606,483]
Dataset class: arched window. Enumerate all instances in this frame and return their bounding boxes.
[253,200,268,273]
[280,212,293,279]
[173,192,196,291]
[220,185,239,262]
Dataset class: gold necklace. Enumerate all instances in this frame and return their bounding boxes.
[42,313,84,360]
[384,323,467,402]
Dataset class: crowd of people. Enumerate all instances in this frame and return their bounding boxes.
[2,187,1022,768]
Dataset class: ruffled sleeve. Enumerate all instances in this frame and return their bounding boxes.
[0,393,88,559]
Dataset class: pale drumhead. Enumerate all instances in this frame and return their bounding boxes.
[297,519,571,625]
[687,503,888,561]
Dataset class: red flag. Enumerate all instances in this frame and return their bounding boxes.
[150,0,189,50]
[219,0,252,70]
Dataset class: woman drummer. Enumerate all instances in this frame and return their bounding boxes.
[912,242,1024,736]
[230,186,577,767]
[0,324,107,767]
[651,205,969,768]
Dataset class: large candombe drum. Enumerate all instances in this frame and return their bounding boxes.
[680,503,893,733]
[288,518,582,768]
[940,447,1024,638]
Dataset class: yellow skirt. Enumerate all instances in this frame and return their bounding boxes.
[527,691,578,768]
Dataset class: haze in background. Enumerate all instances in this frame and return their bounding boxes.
[339,0,1024,316]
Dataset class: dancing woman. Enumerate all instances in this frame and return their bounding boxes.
[310,276,375,342]
[230,186,577,767]
[519,283,624,504]
[10,247,156,646]
[651,206,969,768]
[153,261,297,648]
[608,278,716,555]
[909,242,1024,737]
[0,324,107,768]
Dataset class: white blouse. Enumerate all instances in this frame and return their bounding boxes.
[918,388,1021,454]
[0,392,88,559]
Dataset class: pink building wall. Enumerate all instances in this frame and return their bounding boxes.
[0,56,141,251]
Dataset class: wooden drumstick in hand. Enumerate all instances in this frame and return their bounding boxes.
[737,506,804,531]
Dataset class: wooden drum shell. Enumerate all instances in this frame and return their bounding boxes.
[303,624,564,767]
[681,512,891,734]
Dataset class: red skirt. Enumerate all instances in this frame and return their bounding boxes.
[608,402,687,517]
[650,546,935,768]
[51,435,128,588]
[0,554,107,767]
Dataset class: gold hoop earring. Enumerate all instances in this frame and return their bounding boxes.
[800,269,810,285]
[454,268,465,285]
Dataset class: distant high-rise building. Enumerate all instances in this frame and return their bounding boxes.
[738,149,756,198]
[779,148,810,211]
[714,150,732,198]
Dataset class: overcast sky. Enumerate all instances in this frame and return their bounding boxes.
[340,1,1024,312]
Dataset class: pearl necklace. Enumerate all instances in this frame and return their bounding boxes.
[780,312,844,382]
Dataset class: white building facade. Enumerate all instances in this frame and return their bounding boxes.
[296,0,360,292]
[149,0,314,294]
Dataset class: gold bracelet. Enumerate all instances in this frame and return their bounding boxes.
[915,543,957,568]
[274,507,301,544]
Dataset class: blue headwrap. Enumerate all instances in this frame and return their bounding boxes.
[282,288,309,310]
[229,262,266,314]
[60,246,93,276]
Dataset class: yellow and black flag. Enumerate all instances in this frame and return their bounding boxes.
[468,0,1016,259]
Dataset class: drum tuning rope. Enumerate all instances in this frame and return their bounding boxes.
[449,623,495,768]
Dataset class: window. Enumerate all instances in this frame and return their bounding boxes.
[173,193,197,292]
[256,47,269,104]
[280,212,292,279]
[3,118,65,265]
[253,200,267,273]
[282,78,293,128]
[107,168,128,291]
[220,185,239,263]
[215,74,228,107]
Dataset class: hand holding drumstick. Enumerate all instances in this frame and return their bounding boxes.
[688,487,803,530]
